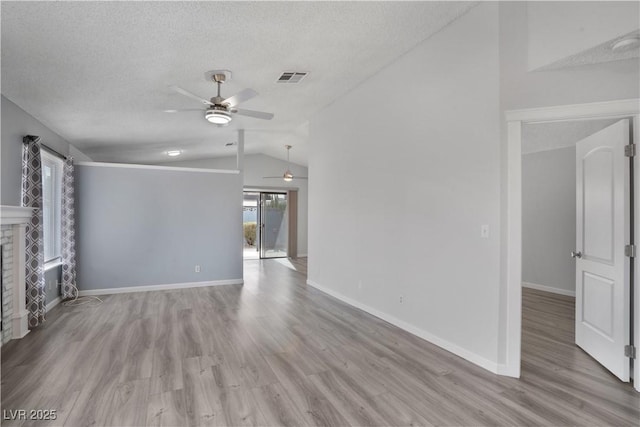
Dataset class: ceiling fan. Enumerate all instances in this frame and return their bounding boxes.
[166,71,274,126]
[263,145,308,182]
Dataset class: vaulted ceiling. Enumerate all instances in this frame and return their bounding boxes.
[1,1,476,166]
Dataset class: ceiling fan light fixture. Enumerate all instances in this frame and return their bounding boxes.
[611,36,640,52]
[205,108,232,125]
[262,145,308,181]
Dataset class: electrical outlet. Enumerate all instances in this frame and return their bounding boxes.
[481,224,490,238]
[399,295,403,304]
[195,265,201,273]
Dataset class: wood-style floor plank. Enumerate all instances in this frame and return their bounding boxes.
[2,259,639,426]
[249,382,308,427]
[146,389,188,427]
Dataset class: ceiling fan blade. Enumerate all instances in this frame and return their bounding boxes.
[163,108,203,113]
[223,88,258,107]
[169,85,213,105]
[233,108,274,120]
[262,176,308,180]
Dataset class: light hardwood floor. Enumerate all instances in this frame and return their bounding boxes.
[2,260,639,426]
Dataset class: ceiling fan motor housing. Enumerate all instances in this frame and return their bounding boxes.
[205,105,232,126]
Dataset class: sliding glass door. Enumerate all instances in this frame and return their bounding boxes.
[260,192,288,258]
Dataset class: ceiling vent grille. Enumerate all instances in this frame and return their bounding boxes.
[277,72,308,83]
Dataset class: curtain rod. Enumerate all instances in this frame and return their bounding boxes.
[24,135,70,160]
[41,143,68,160]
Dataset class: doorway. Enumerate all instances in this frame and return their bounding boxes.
[505,99,640,391]
[243,191,289,260]
[521,118,633,385]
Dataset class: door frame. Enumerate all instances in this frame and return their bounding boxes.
[504,99,640,391]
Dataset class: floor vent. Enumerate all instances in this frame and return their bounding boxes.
[277,72,308,83]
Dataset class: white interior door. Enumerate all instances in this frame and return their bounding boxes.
[575,119,631,382]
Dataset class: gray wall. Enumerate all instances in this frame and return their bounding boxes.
[157,153,309,255]
[75,164,242,290]
[1,95,87,205]
[522,146,576,295]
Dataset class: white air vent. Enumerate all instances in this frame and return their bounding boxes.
[277,72,308,83]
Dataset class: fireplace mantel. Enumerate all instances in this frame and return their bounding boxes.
[1,205,33,225]
[1,205,33,340]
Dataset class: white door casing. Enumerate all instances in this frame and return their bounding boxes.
[575,119,630,382]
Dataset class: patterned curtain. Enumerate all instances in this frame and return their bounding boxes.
[61,158,77,299]
[22,135,46,328]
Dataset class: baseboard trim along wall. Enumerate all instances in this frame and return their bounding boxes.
[306,279,501,375]
[78,279,244,296]
[522,281,575,297]
[46,296,61,313]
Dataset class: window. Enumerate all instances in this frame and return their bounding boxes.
[41,150,63,265]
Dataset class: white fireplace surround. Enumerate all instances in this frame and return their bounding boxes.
[1,205,33,340]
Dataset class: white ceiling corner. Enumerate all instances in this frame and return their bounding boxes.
[1,1,476,165]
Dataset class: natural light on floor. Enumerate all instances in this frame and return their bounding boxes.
[275,258,295,270]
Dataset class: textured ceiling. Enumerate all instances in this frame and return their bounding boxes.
[522,118,621,155]
[1,1,476,166]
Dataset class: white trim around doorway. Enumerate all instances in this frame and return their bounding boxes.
[504,98,640,391]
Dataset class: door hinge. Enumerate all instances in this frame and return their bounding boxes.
[625,144,636,157]
[625,345,636,359]
[625,244,636,257]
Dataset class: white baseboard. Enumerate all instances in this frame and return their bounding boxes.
[522,281,575,297]
[306,279,500,375]
[296,253,308,258]
[46,296,61,312]
[78,279,244,296]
